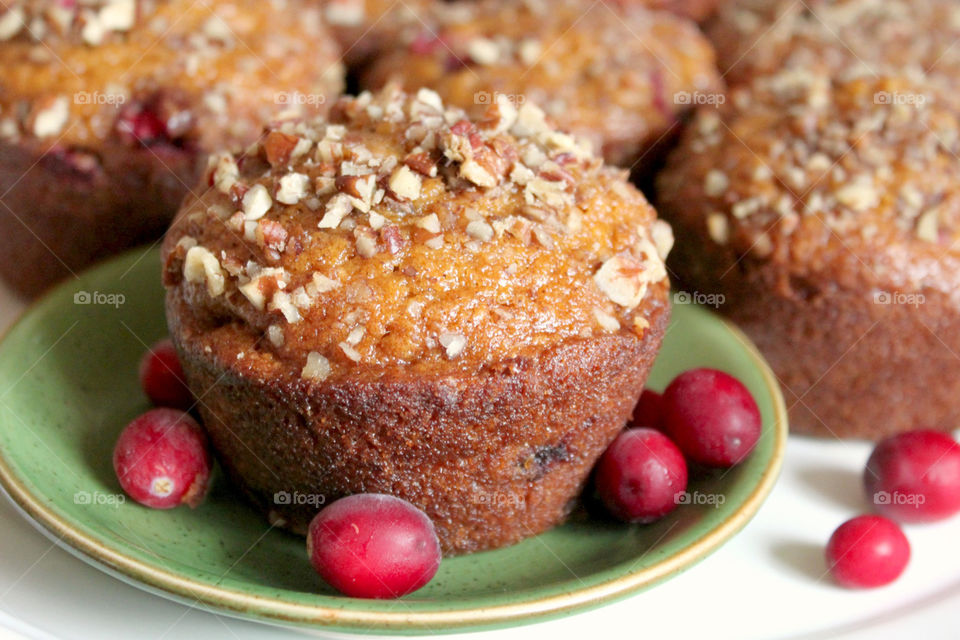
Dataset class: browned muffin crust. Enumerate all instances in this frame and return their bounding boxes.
[657,70,960,440]
[361,0,722,169]
[627,0,724,22]
[163,86,673,553]
[320,0,435,67]
[169,292,669,553]
[708,0,960,89]
[0,0,344,297]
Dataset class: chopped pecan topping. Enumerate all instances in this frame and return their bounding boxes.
[255,219,288,254]
[302,352,332,380]
[336,174,376,212]
[404,151,438,177]
[211,153,239,194]
[594,254,649,309]
[183,246,225,297]
[276,172,310,205]
[381,225,404,254]
[439,332,466,358]
[30,97,69,138]
[388,165,423,200]
[263,131,300,168]
[242,184,272,220]
[318,193,353,228]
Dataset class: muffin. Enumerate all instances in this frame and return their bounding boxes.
[162,86,673,554]
[0,0,344,297]
[362,0,722,170]
[656,68,960,440]
[320,0,435,67]
[708,0,960,88]
[630,0,724,22]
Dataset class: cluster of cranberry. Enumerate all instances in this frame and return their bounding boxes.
[593,368,761,521]
[825,430,960,588]
[120,338,440,599]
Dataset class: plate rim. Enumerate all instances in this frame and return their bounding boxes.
[0,251,788,633]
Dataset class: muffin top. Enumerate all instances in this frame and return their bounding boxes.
[320,0,434,65]
[657,69,960,293]
[0,0,344,150]
[710,0,960,89]
[321,0,433,37]
[163,87,672,381]
[362,0,721,167]
[628,0,723,22]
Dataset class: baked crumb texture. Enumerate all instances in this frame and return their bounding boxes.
[320,0,435,66]
[658,0,960,439]
[164,87,672,552]
[362,0,721,168]
[636,0,724,22]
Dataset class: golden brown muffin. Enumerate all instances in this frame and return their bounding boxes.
[628,0,724,22]
[320,0,435,67]
[0,0,344,297]
[708,0,960,88]
[162,86,673,554]
[362,0,722,170]
[657,68,960,440]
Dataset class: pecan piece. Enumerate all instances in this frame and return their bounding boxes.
[404,151,438,177]
[380,225,404,254]
[262,131,299,167]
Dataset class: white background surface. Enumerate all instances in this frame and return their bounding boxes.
[0,280,956,639]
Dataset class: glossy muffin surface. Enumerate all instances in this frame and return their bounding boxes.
[165,86,673,379]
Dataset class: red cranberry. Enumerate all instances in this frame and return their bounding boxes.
[117,104,169,146]
[630,389,664,429]
[864,429,960,523]
[826,515,910,588]
[594,428,688,523]
[409,31,445,55]
[308,494,441,599]
[662,368,761,467]
[139,338,194,411]
[445,51,468,72]
[113,408,212,509]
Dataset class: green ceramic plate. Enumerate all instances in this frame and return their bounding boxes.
[0,248,786,635]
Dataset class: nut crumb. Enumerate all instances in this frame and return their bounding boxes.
[389,165,422,200]
[466,220,494,242]
[467,37,500,65]
[415,213,441,233]
[318,193,353,228]
[302,352,331,380]
[339,341,362,362]
[594,254,648,308]
[706,213,729,244]
[183,246,225,297]
[212,153,239,194]
[439,332,466,358]
[32,97,69,138]
[266,325,284,347]
[276,172,309,205]
[243,184,272,220]
[345,326,365,346]
[593,308,620,332]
